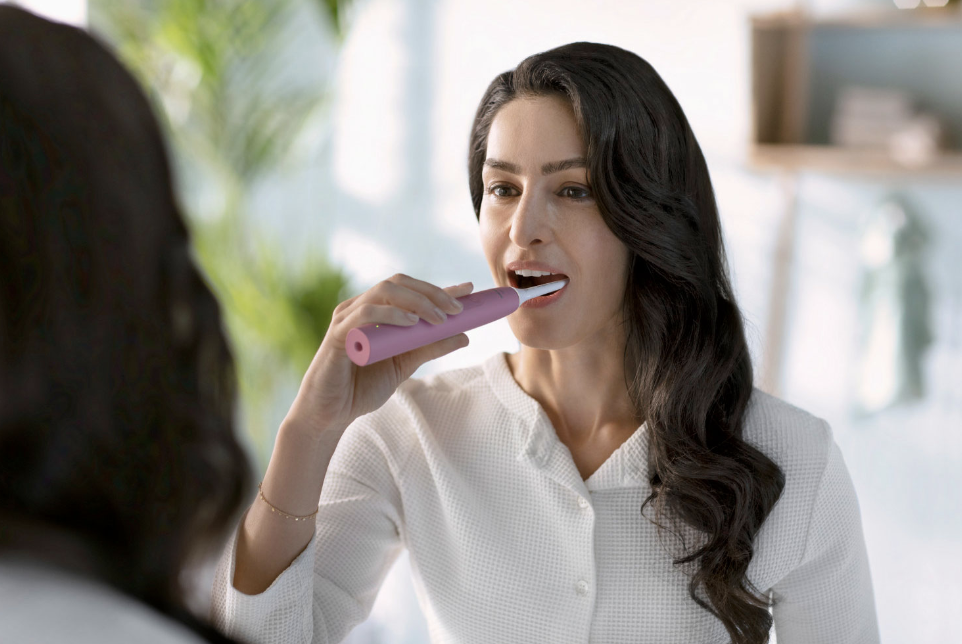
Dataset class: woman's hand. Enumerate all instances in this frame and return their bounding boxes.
[283,274,473,439]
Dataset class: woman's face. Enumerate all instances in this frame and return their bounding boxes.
[480,94,630,348]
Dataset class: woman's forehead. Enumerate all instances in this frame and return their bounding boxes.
[486,99,584,168]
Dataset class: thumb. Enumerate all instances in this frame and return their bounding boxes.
[396,333,469,380]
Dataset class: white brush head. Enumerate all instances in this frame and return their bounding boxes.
[512,278,569,304]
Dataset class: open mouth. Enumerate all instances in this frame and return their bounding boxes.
[509,273,569,290]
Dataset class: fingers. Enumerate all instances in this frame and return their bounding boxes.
[342,302,421,329]
[334,293,362,314]
[378,276,471,326]
[390,274,470,316]
[442,281,474,297]
[434,332,469,357]
[336,277,474,336]
[397,332,469,380]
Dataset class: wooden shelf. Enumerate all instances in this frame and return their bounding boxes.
[749,144,962,178]
[749,6,962,177]
[752,6,962,30]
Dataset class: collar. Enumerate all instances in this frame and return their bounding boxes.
[482,351,650,493]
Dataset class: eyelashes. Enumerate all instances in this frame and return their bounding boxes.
[485,184,593,202]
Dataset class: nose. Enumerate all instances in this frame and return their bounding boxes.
[508,190,551,248]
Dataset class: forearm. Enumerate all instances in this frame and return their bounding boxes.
[232,418,346,595]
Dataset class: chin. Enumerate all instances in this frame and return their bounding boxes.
[509,324,569,347]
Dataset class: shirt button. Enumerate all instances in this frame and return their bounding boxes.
[576,580,589,596]
[578,496,589,508]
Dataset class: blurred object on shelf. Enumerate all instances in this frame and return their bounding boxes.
[830,85,949,167]
[830,86,914,147]
[890,113,948,166]
[831,86,949,166]
[853,195,933,418]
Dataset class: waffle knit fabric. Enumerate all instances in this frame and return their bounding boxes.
[211,351,879,644]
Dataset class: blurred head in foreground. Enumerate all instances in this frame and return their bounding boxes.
[0,5,251,641]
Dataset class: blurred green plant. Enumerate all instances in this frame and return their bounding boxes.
[89,0,356,471]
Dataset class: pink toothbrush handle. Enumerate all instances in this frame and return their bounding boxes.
[346,286,519,366]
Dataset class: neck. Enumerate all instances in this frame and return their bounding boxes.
[506,347,643,445]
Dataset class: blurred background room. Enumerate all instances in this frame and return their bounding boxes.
[5,0,960,642]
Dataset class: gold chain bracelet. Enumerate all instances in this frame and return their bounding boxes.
[257,481,319,522]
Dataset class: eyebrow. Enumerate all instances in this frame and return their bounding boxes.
[483,157,587,175]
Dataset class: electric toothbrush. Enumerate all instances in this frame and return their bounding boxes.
[346,279,569,366]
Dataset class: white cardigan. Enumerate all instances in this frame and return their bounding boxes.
[210,351,879,644]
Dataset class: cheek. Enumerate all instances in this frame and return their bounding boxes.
[581,241,628,294]
[478,215,495,248]
[478,217,501,270]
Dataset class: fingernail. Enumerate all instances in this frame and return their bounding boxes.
[433,307,447,322]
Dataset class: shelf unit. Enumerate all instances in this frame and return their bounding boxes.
[750,4,962,176]
[750,143,962,177]
[747,4,962,396]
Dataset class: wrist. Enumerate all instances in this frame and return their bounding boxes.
[257,421,344,519]
[278,413,348,450]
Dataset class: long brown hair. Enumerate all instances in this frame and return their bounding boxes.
[467,42,786,644]
[0,6,250,642]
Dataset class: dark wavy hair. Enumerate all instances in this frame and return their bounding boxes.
[0,6,250,643]
[467,42,786,644]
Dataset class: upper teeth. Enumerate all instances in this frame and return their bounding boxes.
[514,269,556,277]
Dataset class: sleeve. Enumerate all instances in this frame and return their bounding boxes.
[770,434,880,644]
[209,417,408,644]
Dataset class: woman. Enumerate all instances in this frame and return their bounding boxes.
[211,43,879,644]
[0,7,250,643]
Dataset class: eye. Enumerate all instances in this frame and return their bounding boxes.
[486,184,516,199]
[485,184,593,201]
[560,186,592,201]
